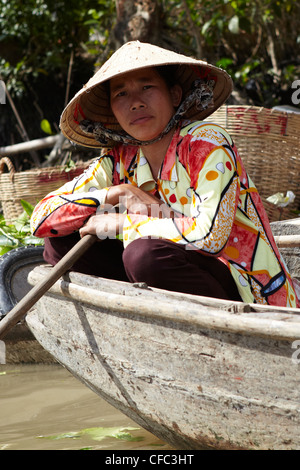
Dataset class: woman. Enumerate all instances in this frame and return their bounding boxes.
[31,41,299,307]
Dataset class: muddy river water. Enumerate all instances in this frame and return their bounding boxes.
[0,364,171,450]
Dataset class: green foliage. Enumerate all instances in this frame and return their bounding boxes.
[83,0,117,64]
[0,200,44,256]
[0,0,111,96]
[162,0,300,106]
[0,0,299,116]
[40,119,53,135]
[37,425,144,448]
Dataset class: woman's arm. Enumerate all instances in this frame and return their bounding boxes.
[30,156,115,238]
[78,184,176,240]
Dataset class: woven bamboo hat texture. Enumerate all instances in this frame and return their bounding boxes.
[60,41,233,148]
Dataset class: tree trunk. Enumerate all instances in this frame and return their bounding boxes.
[114,0,162,46]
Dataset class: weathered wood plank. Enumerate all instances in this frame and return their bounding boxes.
[28,267,300,341]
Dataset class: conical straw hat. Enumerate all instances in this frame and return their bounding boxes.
[60,41,233,148]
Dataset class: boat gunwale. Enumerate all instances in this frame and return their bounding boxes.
[28,266,300,341]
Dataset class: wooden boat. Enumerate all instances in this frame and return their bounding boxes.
[23,218,300,450]
[0,245,55,363]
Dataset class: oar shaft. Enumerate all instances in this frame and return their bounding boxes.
[274,234,300,248]
[0,234,96,340]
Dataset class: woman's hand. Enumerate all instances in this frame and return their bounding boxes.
[106,184,175,218]
[79,213,126,239]
[79,183,181,240]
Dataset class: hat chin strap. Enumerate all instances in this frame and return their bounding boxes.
[80,79,215,147]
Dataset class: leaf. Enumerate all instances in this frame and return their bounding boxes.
[0,199,44,256]
[22,235,44,246]
[216,57,234,69]
[64,159,76,172]
[20,199,34,217]
[13,211,30,233]
[228,15,239,34]
[0,247,12,255]
[0,235,16,247]
[38,431,80,440]
[41,119,53,135]
[81,426,141,442]
[201,20,212,36]
[38,426,141,442]
[0,229,19,247]
[111,432,144,442]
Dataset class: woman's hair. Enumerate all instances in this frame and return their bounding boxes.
[102,64,178,107]
[105,64,180,104]
[155,64,179,88]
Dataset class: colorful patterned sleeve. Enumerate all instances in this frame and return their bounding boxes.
[123,125,240,254]
[30,154,115,238]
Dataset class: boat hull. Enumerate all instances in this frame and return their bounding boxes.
[26,268,300,450]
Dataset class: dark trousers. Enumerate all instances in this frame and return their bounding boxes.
[43,233,241,301]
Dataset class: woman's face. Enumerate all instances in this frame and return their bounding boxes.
[109,67,182,142]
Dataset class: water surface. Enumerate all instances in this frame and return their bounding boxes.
[0,364,171,450]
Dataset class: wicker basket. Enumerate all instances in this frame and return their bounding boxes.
[206,105,300,222]
[0,157,91,224]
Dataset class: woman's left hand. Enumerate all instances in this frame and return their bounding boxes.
[79,213,126,240]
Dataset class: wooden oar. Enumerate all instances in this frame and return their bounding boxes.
[0,234,96,340]
[274,234,300,248]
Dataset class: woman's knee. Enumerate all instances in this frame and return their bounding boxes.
[122,238,185,285]
[123,238,154,283]
[123,238,241,300]
[43,233,79,265]
[43,234,128,280]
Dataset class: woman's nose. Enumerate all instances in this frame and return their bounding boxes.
[130,94,146,111]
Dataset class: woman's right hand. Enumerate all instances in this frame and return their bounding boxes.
[106,184,175,218]
[79,212,126,239]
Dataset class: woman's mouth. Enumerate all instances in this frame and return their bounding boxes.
[130,115,152,125]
